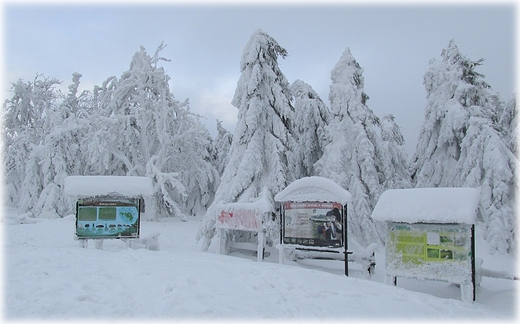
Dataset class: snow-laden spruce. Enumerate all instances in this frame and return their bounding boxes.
[380,114,413,190]
[314,47,411,247]
[212,120,233,176]
[497,95,517,156]
[290,80,330,178]
[410,40,517,253]
[197,30,297,250]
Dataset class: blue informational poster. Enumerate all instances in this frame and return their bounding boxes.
[75,197,140,239]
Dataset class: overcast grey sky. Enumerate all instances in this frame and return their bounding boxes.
[2,1,516,154]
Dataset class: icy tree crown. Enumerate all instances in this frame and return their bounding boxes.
[239,29,288,72]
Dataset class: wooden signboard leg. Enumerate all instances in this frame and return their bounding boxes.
[461,280,474,303]
[216,228,227,255]
[386,275,397,286]
[95,239,104,250]
[257,231,265,262]
[279,245,285,264]
[79,239,88,248]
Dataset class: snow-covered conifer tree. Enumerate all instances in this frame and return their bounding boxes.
[458,104,517,253]
[168,117,220,217]
[411,40,517,253]
[380,114,412,190]
[314,47,387,246]
[498,96,517,156]
[197,29,297,250]
[411,40,491,187]
[212,120,233,175]
[290,79,330,177]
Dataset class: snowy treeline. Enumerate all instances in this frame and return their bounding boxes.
[197,31,516,253]
[3,44,221,221]
[3,30,516,253]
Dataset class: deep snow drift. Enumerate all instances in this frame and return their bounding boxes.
[2,206,518,321]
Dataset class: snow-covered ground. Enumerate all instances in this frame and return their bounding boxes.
[2,206,517,321]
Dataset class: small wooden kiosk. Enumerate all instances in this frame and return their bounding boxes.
[64,176,153,249]
[275,177,377,276]
[371,187,479,302]
[214,198,272,262]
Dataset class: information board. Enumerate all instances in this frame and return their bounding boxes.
[216,209,262,231]
[386,222,474,283]
[282,202,343,247]
[75,198,140,239]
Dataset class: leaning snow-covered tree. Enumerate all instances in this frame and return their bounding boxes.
[86,44,218,220]
[290,79,331,178]
[197,29,297,250]
[27,73,91,218]
[168,117,220,217]
[410,40,517,253]
[314,47,392,246]
[2,74,61,211]
[3,73,93,218]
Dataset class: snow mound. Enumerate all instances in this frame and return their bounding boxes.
[64,176,153,197]
[274,176,352,204]
[3,206,517,319]
[371,187,479,224]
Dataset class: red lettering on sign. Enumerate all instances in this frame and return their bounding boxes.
[217,209,261,230]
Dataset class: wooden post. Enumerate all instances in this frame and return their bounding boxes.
[470,224,476,301]
[95,239,104,249]
[79,239,88,248]
[344,204,349,277]
[279,245,285,264]
[386,275,397,286]
[279,203,285,264]
[257,231,265,262]
[216,228,227,255]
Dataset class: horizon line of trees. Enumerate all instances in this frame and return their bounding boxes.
[2,31,517,254]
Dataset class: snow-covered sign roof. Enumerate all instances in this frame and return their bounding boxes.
[274,176,352,204]
[371,188,480,225]
[64,176,153,197]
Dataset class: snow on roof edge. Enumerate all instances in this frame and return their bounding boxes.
[274,176,352,204]
[213,196,273,215]
[64,176,153,197]
[371,187,480,224]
